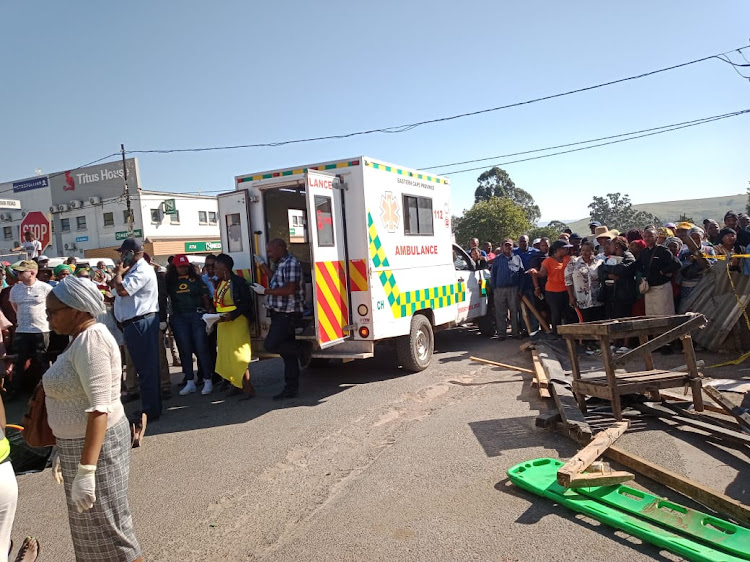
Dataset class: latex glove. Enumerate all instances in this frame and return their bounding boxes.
[250,283,266,295]
[253,254,266,265]
[159,321,167,331]
[52,453,63,485]
[71,464,97,513]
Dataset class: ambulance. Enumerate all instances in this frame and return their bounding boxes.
[217,156,493,372]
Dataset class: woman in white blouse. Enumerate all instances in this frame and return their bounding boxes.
[44,277,141,562]
[564,241,605,323]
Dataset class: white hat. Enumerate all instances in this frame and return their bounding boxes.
[38,255,49,261]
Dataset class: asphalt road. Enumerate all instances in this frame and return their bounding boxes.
[9,329,747,561]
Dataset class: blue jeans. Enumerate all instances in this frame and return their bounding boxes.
[123,313,162,419]
[171,311,214,381]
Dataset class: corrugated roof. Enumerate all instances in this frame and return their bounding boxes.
[678,263,750,352]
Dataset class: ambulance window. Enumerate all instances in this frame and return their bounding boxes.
[403,196,434,236]
[453,251,472,271]
[314,196,334,247]
[226,213,243,253]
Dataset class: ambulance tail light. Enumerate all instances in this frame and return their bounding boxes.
[358,326,370,339]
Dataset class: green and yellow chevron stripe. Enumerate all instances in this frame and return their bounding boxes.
[367,212,464,318]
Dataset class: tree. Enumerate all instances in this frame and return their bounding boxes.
[527,221,569,241]
[677,213,695,224]
[453,197,530,249]
[474,167,541,224]
[588,193,660,233]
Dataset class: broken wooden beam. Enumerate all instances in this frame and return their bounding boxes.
[469,356,534,374]
[557,422,630,487]
[702,385,750,432]
[530,350,551,398]
[612,315,706,367]
[535,409,561,428]
[519,294,551,333]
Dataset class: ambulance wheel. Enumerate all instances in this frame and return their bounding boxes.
[396,314,434,372]
[476,314,495,337]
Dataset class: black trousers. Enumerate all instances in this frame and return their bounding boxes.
[545,291,569,334]
[12,332,49,392]
[264,312,302,391]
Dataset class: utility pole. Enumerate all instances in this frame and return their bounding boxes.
[121,143,133,235]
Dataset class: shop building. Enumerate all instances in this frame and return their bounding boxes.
[0,157,222,262]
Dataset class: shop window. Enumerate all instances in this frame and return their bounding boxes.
[2,227,11,240]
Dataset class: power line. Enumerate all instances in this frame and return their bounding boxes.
[422,110,747,170]
[437,108,750,176]
[124,44,750,155]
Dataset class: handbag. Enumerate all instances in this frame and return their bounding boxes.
[22,382,56,448]
[639,247,657,295]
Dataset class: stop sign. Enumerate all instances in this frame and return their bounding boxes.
[20,211,51,250]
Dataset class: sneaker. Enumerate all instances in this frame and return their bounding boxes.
[201,380,213,395]
[179,380,197,396]
[616,346,630,354]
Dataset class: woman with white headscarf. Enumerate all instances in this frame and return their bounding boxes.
[43,277,142,562]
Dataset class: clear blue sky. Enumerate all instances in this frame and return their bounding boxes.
[1,1,748,223]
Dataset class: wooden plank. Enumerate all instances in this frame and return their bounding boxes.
[613,315,706,367]
[557,315,697,338]
[634,403,750,446]
[660,389,725,415]
[557,422,629,487]
[519,294,551,333]
[530,350,551,398]
[567,471,635,488]
[469,356,534,374]
[550,381,593,440]
[702,385,750,432]
[604,445,750,527]
[520,301,533,336]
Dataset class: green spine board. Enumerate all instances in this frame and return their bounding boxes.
[507,458,750,562]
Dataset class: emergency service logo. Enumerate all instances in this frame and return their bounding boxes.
[380,191,400,233]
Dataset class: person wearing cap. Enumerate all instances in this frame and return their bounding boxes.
[714,228,749,274]
[7,260,52,400]
[13,231,42,261]
[568,233,582,257]
[724,211,750,248]
[527,240,572,333]
[165,255,215,396]
[674,222,693,243]
[109,238,161,422]
[637,227,682,317]
[37,255,49,269]
[44,277,142,561]
[491,238,524,340]
[513,235,539,334]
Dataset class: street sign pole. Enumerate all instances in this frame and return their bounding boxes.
[121,144,133,235]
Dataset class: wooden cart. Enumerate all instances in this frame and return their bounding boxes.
[557,314,707,421]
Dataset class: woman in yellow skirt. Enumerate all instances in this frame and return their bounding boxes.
[213,254,255,399]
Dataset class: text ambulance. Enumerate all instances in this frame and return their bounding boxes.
[218,157,492,371]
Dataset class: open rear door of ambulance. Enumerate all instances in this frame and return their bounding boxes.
[305,171,350,349]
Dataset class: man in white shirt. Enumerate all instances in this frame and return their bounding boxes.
[8,260,52,399]
[110,239,162,421]
[14,231,43,260]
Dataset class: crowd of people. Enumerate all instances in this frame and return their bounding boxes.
[0,235,309,561]
[472,209,749,347]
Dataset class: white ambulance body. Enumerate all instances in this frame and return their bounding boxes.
[218,156,492,371]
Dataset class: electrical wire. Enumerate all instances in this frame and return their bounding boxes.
[421,110,745,170]
[123,44,750,155]
[437,108,750,175]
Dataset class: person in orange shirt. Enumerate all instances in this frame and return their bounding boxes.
[527,240,572,334]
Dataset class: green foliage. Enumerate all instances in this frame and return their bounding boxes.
[677,213,695,224]
[527,221,569,241]
[588,193,660,232]
[474,167,541,223]
[453,197,531,249]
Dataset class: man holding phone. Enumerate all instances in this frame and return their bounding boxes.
[110,238,161,423]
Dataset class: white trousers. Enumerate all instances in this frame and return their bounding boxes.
[644,282,675,316]
[0,461,17,562]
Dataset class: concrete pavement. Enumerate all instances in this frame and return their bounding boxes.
[9,329,747,560]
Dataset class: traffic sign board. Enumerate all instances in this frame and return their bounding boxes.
[116,229,143,240]
[20,211,51,249]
